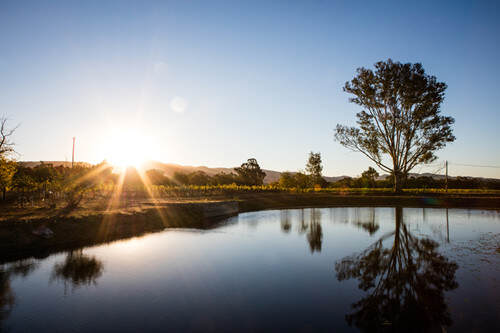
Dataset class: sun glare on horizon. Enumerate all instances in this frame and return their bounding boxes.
[102,128,155,170]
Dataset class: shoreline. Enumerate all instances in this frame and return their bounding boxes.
[1,193,499,263]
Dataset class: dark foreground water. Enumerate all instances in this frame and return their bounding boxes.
[1,207,499,332]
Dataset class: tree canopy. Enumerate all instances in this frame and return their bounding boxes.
[305,151,323,185]
[0,158,16,200]
[335,59,455,191]
[234,158,266,186]
[360,167,379,188]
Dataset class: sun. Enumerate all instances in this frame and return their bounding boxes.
[103,128,154,170]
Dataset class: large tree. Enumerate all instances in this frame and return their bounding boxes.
[335,59,455,191]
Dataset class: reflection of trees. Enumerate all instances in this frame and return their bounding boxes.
[307,209,322,253]
[0,269,14,332]
[354,221,379,235]
[51,250,104,293]
[280,211,291,233]
[297,209,308,234]
[352,207,379,235]
[1,260,38,332]
[279,209,323,253]
[335,207,458,332]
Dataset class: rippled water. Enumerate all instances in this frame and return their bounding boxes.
[1,207,499,332]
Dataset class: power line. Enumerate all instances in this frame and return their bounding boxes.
[450,163,500,169]
[424,163,446,176]
[421,162,445,168]
[415,162,445,174]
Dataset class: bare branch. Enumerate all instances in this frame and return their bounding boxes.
[0,117,19,157]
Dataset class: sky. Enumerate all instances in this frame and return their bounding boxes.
[1,0,499,178]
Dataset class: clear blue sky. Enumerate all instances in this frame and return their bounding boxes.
[1,0,499,178]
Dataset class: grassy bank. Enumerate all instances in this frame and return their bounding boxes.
[1,192,499,263]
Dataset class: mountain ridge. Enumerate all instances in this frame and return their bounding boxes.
[18,160,499,183]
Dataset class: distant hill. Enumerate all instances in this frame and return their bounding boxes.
[19,161,92,168]
[18,160,497,183]
[142,161,289,183]
[142,161,348,184]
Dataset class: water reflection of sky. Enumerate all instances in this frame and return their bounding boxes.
[2,207,499,332]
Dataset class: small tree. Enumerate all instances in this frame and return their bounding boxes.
[335,59,455,192]
[305,152,324,186]
[278,172,295,188]
[294,171,311,189]
[145,169,172,186]
[234,158,266,185]
[361,167,379,188]
[0,158,16,200]
[173,172,189,185]
[188,171,211,186]
[212,172,238,185]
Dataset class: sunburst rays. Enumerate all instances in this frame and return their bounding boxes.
[96,166,168,240]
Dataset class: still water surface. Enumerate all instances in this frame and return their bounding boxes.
[1,207,499,332]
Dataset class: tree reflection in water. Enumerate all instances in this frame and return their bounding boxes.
[297,208,308,234]
[335,207,458,332]
[280,210,292,233]
[280,208,323,253]
[51,250,104,294]
[307,209,322,253]
[353,207,380,235]
[1,260,38,332]
[0,269,15,333]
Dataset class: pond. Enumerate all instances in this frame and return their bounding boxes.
[1,207,499,332]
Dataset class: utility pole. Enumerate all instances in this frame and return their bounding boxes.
[72,137,75,168]
[445,160,448,192]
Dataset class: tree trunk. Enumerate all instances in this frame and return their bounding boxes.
[393,171,402,193]
[2,187,6,201]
